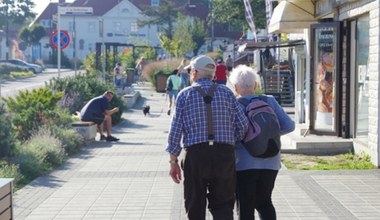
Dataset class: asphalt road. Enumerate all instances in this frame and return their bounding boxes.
[0,68,77,98]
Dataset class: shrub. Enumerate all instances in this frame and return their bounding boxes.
[47,74,125,124]
[2,87,63,140]
[9,71,34,78]
[15,127,66,178]
[143,58,182,83]
[0,161,24,189]
[53,128,84,156]
[0,102,16,159]
[0,63,29,75]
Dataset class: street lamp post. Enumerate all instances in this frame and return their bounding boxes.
[209,0,214,52]
[5,1,9,60]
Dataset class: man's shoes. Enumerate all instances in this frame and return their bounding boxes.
[100,135,106,141]
[167,109,171,115]
[106,135,120,142]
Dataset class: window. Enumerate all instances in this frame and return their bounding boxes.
[354,14,369,141]
[79,39,84,50]
[69,22,74,31]
[88,22,95,32]
[131,22,139,32]
[114,22,121,33]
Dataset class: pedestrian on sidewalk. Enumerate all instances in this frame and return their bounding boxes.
[214,58,228,85]
[80,91,120,142]
[166,55,249,220]
[177,59,191,90]
[229,65,295,220]
[225,55,234,72]
[135,57,146,82]
[166,69,181,115]
[113,62,124,88]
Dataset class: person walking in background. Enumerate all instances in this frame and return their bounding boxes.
[166,69,181,115]
[229,65,295,220]
[166,55,249,220]
[113,62,124,88]
[80,91,120,142]
[176,59,191,90]
[214,58,228,85]
[225,55,234,72]
[135,57,147,82]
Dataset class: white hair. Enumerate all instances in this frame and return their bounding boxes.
[229,65,260,93]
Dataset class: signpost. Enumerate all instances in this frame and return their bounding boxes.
[56,6,93,77]
[50,30,70,49]
[60,7,93,15]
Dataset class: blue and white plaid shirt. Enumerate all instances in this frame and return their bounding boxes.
[166,79,249,157]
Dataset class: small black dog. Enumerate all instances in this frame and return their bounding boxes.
[142,105,150,116]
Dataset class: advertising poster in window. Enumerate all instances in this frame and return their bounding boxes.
[314,27,336,131]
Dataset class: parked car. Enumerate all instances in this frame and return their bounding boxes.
[0,59,43,74]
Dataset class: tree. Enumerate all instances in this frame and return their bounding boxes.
[29,24,46,44]
[173,16,196,57]
[19,24,46,61]
[212,0,269,32]
[158,33,181,58]
[19,24,45,46]
[190,17,208,56]
[0,0,36,28]
[137,0,183,40]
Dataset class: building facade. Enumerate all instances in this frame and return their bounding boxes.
[269,0,379,165]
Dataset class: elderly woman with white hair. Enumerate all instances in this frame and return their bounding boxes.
[229,65,295,220]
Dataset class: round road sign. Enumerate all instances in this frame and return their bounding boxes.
[50,30,70,49]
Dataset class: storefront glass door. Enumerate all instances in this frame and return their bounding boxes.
[310,22,340,134]
[350,15,369,142]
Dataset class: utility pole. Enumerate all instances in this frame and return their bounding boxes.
[57,4,61,78]
[98,17,106,81]
[209,0,214,52]
[73,15,77,75]
[5,1,9,60]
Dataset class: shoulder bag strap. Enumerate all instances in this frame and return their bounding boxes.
[193,83,218,145]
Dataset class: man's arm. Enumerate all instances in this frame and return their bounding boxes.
[105,107,119,116]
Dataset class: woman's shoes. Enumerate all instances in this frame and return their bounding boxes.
[167,109,171,115]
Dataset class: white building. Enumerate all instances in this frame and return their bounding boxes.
[33,0,161,62]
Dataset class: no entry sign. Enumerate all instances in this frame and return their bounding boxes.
[50,30,70,49]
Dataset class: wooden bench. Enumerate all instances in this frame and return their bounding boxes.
[72,121,97,143]
[0,178,13,220]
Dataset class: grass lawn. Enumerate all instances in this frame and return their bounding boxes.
[281,152,375,170]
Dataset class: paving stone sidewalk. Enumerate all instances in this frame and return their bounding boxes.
[13,83,380,220]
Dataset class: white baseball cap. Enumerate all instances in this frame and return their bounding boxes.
[184,55,216,72]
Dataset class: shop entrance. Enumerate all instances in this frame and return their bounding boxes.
[310,22,341,135]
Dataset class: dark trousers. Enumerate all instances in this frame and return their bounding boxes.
[236,169,278,220]
[182,143,236,220]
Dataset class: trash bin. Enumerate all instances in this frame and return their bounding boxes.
[125,68,136,85]
[155,72,169,92]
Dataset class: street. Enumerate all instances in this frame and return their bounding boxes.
[0,69,76,98]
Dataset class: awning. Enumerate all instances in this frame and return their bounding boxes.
[239,39,306,52]
[268,0,316,34]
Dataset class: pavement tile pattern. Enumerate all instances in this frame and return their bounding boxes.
[13,83,380,220]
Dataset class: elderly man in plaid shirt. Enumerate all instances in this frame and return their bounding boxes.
[166,55,248,220]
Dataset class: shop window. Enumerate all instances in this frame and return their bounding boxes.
[354,15,369,141]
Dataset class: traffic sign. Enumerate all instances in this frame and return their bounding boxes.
[50,30,70,49]
[59,7,93,15]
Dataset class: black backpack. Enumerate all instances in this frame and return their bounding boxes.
[238,96,281,158]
